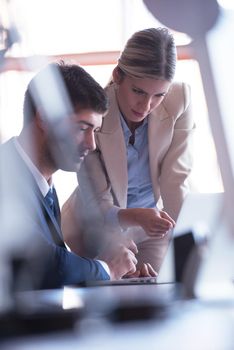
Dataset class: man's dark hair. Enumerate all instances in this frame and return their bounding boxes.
[23,61,108,125]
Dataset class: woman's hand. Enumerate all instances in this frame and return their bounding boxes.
[135,208,175,237]
[118,207,175,238]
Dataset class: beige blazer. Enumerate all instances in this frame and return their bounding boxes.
[62,81,195,271]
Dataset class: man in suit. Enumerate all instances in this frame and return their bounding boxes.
[0,62,138,289]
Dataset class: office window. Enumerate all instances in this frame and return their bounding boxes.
[0,0,223,205]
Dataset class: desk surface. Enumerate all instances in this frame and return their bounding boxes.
[1,284,234,350]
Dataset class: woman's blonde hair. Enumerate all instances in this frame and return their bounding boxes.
[117,27,176,81]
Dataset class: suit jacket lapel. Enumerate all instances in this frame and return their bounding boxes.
[97,85,128,207]
[148,102,172,200]
[97,85,173,208]
[9,139,65,246]
[38,190,64,241]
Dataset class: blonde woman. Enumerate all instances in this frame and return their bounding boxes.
[62,28,195,275]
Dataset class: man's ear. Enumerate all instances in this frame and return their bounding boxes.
[112,66,124,84]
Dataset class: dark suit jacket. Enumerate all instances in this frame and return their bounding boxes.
[0,138,109,289]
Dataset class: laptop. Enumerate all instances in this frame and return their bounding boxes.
[84,192,224,287]
[83,276,158,287]
[173,192,224,238]
[157,191,224,284]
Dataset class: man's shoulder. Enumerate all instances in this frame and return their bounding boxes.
[1,137,23,171]
[1,138,17,171]
[0,137,15,151]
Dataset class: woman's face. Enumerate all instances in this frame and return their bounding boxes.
[115,74,171,130]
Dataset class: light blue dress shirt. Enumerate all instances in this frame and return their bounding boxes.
[106,114,156,228]
[120,114,156,209]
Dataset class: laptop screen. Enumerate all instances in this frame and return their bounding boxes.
[157,192,224,284]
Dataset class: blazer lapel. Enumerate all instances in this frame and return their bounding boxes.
[2,139,65,247]
[148,102,173,200]
[97,85,128,207]
[37,189,65,246]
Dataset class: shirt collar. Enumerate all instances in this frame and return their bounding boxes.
[120,113,148,145]
[13,137,51,197]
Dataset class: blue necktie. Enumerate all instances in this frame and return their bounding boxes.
[44,187,64,247]
[45,187,60,224]
[45,188,55,213]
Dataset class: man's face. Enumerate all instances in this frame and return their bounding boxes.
[47,108,103,172]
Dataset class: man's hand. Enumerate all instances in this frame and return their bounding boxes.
[123,262,157,278]
[119,208,175,237]
[97,239,138,280]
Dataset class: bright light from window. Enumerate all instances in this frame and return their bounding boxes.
[217,0,234,10]
[0,0,224,206]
